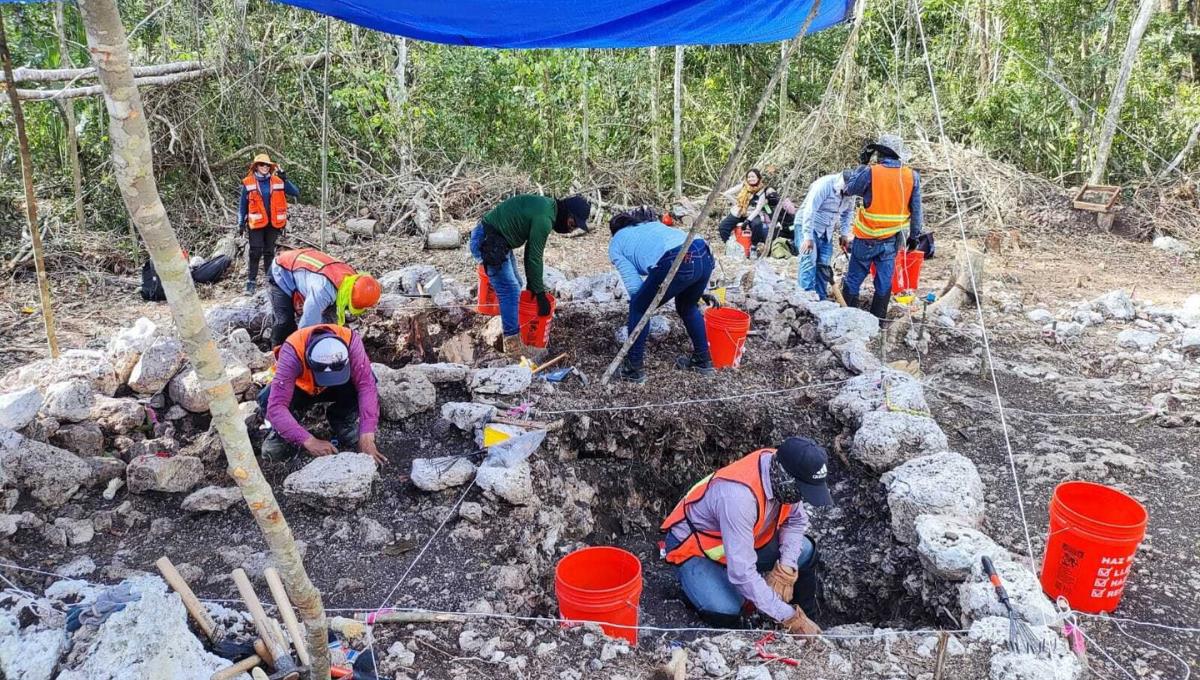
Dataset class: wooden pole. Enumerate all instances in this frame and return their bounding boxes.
[1089,0,1156,184]
[53,1,85,231]
[74,1,331,676]
[0,7,61,359]
[649,46,660,195]
[672,45,683,199]
[601,1,823,383]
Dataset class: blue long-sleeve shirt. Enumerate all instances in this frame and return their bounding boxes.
[608,221,688,298]
[844,159,923,238]
[238,174,300,227]
[798,172,856,242]
[270,264,337,327]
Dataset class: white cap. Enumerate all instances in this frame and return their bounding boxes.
[307,335,351,387]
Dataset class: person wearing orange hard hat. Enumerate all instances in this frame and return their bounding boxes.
[239,153,299,294]
[268,248,382,349]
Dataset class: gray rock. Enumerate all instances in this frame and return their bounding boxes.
[1116,329,1159,352]
[614,316,671,345]
[41,379,96,423]
[359,517,394,547]
[106,317,158,383]
[169,363,252,413]
[475,461,534,505]
[960,555,1057,626]
[1181,328,1200,355]
[55,575,232,680]
[735,666,773,680]
[0,349,120,396]
[1090,289,1135,321]
[850,411,948,471]
[90,397,146,434]
[816,307,881,345]
[204,295,271,336]
[411,456,476,492]
[882,452,985,544]
[283,452,378,511]
[469,365,532,395]
[374,364,437,420]
[224,328,272,371]
[0,614,68,680]
[406,362,470,384]
[441,402,495,431]
[54,517,95,545]
[0,428,91,507]
[379,264,441,295]
[386,641,416,668]
[1050,321,1085,340]
[51,422,104,456]
[830,339,882,374]
[990,651,1080,680]
[181,486,243,512]
[0,387,43,431]
[914,514,1002,581]
[1152,235,1191,257]
[459,501,484,523]
[128,336,186,394]
[126,454,204,494]
[829,370,928,429]
[55,555,98,578]
[1177,293,1200,327]
[1025,309,1053,323]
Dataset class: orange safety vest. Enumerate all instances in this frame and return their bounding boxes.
[275,248,357,310]
[852,164,913,240]
[243,173,289,230]
[283,324,354,396]
[660,449,793,565]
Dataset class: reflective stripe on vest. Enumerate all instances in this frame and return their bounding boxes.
[275,249,357,315]
[243,174,289,230]
[852,164,913,240]
[283,323,354,396]
[659,449,793,565]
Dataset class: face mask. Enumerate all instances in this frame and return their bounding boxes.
[769,456,802,505]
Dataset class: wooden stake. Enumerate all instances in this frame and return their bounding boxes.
[264,567,312,666]
[211,655,263,680]
[156,557,218,644]
[0,8,60,359]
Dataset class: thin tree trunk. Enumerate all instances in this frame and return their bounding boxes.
[672,45,683,199]
[393,36,407,106]
[1089,0,1156,184]
[14,67,214,100]
[73,2,331,678]
[581,49,589,172]
[5,59,204,83]
[0,9,60,359]
[320,16,331,250]
[1162,119,1200,175]
[602,0,822,383]
[778,41,787,129]
[53,1,85,230]
[650,46,660,194]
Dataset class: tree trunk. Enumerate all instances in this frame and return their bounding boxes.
[778,41,787,129]
[15,67,214,100]
[73,2,331,678]
[649,47,660,194]
[5,59,204,83]
[392,36,408,107]
[672,45,683,199]
[1162,119,1200,175]
[0,9,61,359]
[53,1,85,230]
[1089,0,1156,184]
[320,16,332,250]
[581,49,589,172]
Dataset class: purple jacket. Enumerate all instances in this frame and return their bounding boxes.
[267,333,379,446]
[668,453,810,621]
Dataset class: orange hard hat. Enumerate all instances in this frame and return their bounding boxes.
[351,275,382,310]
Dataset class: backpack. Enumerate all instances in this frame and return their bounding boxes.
[139,254,233,302]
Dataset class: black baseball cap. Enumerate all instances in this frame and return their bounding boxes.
[775,437,833,506]
[562,194,591,233]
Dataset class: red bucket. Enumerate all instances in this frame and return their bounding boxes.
[555,546,643,645]
[870,250,925,293]
[1040,481,1148,614]
[476,265,499,316]
[704,307,751,369]
[734,227,751,257]
[518,290,557,349]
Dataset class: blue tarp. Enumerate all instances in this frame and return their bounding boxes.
[267,0,852,48]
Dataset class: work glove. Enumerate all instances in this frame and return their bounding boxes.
[781,605,822,636]
[276,168,288,181]
[700,293,722,309]
[906,235,919,252]
[764,561,799,603]
[838,235,850,253]
[535,291,552,317]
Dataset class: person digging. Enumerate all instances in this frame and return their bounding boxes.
[469,193,591,358]
[238,153,299,294]
[660,437,832,635]
[257,324,386,466]
[268,248,382,350]
[607,207,718,383]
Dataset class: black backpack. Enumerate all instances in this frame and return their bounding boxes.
[139,254,233,302]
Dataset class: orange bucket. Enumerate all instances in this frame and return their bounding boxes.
[476,265,499,315]
[1041,481,1148,614]
[870,250,926,292]
[518,290,557,348]
[704,307,751,369]
[734,227,751,257]
[555,546,642,645]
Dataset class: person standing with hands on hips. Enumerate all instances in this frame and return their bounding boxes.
[239,153,300,294]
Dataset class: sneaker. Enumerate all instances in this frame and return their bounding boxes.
[260,430,296,461]
[674,354,716,376]
[245,280,257,294]
[619,359,647,384]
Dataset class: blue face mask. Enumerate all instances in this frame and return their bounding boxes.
[769,456,801,505]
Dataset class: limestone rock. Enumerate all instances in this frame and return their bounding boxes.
[55,575,232,680]
[360,517,394,547]
[816,307,880,345]
[283,452,378,511]
[614,316,671,345]
[51,422,104,456]
[0,349,120,396]
[960,557,1057,626]
[1025,309,1053,323]
[1181,328,1200,356]
[469,365,532,395]
[90,397,146,434]
[830,339,881,375]
[374,364,437,420]
[41,379,96,423]
[204,295,271,336]
[128,336,186,394]
[127,454,204,494]
[476,461,534,505]
[914,514,1002,581]
[829,370,929,429]
[181,486,243,513]
[850,411,948,471]
[223,328,272,371]
[1116,329,1159,352]
[0,387,43,431]
[107,317,158,383]
[411,456,476,492]
[441,402,495,431]
[406,362,470,384]
[882,452,984,544]
[0,614,68,680]
[169,363,252,413]
[54,517,94,546]
[1089,289,1134,321]
[0,428,92,507]
[1152,235,1191,257]
[379,264,441,296]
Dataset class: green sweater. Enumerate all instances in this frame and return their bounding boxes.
[483,194,556,294]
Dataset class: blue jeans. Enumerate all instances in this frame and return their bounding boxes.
[842,236,896,313]
[469,223,524,337]
[666,534,816,622]
[627,241,715,367]
[796,232,834,300]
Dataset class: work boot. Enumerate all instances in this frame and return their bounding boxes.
[869,292,890,321]
[618,358,647,384]
[502,334,523,358]
[674,353,715,376]
[842,287,858,309]
[260,430,296,461]
[245,280,257,295]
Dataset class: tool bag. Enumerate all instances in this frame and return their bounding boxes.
[478,222,513,268]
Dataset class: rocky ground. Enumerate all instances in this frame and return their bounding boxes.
[0,199,1198,680]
